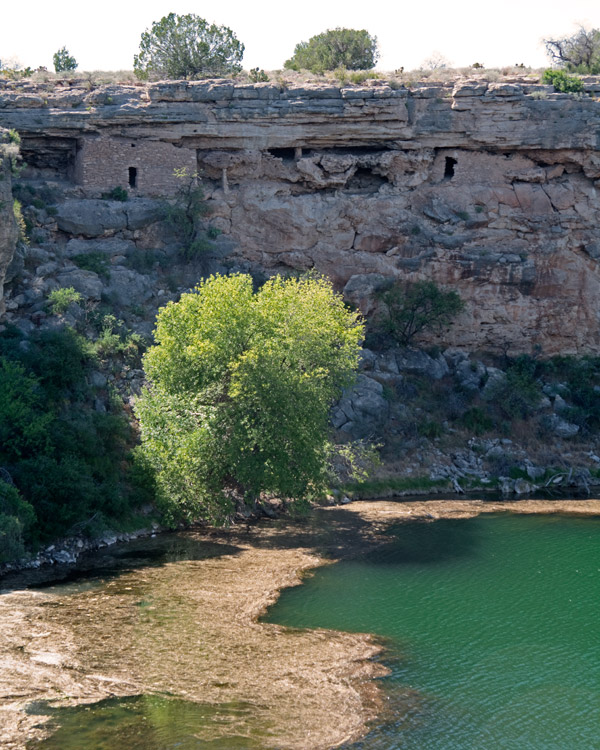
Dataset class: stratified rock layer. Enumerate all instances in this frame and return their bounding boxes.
[3,77,600,353]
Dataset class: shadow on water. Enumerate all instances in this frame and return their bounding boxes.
[26,695,268,750]
[0,535,243,595]
[360,518,480,566]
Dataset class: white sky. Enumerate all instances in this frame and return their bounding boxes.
[1,0,599,73]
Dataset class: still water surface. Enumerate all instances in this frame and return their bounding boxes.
[25,512,600,749]
[267,513,600,749]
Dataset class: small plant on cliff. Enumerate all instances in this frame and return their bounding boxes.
[249,67,269,83]
[165,168,214,260]
[133,13,244,80]
[373,280,464,347]
[284,28,379,73]
[47,286,82,315]
[542,69,585,93]
[135,273,365,524]
[53,46,78,73]
[101,186,128,202]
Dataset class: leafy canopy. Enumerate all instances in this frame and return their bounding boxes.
[53,47,77,73]
[544,27,600,74]
[284,28,379,73]
[133,13,244,80]
[375,280,464,346]
[135,273,364,523]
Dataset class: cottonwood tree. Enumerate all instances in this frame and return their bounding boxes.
[133,13,244,80]
[544,26,600,74]
[135,273,365,523]
[284,28,378,72]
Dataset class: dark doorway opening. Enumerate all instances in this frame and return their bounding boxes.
[444,157,457,180]
[128,167,137,188]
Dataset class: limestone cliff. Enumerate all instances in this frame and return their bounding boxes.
[0,130,18,316]
[2,76,600,353]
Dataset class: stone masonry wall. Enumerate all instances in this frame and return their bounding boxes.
[74,137,197,196]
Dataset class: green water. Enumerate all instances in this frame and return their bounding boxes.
[267,514,600,749]
[28,695,267,749]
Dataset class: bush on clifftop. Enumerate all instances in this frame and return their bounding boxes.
[284,28,379,73]
[134,13,244,80]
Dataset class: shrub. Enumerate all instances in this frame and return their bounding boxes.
[459,407,494,435]
[0,481,36,561]
[134,13,244,80]
[53,47,78,73]
[72,252,111,280]
[47,286,82,315]
[374,280,464,346]
[285,28,379,73]
[249,67,268,83]
[101,186,128,201]
[542,69,585,93]
[13,199,28,244]
[0,327,150,547]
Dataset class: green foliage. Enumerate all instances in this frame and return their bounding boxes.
[135,273,364,524]
[93,314,144,361]
[487,355,543,420]
[7,129,20,146]
[284,28,379,73]
[541,356,600,433]
[0,481,36,561]
[165,168,213,260]
[47,286,82,315]
[342,476,450,499]
[249,67,269,83]
[0,327,148,545]
[13,199,28,244]
[374,280,464,347]
[542,69,585,93]
[101,186,128,202]
[544,27,600,74]
[418,420,443,439]
[72,252,111,280]
[53,46,78,73]
[459,407,494,435]
[133,13,244,80]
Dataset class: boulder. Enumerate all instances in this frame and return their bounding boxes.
[55,268,103,300]
[396,348,449,380]
[56,200,128,236]
[546,414,579,438]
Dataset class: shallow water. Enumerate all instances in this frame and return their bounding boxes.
[266,513,600,749]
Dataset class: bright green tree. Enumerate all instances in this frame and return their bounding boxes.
[284,28,378,73]
[133,13,244,80]
[53,47,77,73]
[135,273,364,523]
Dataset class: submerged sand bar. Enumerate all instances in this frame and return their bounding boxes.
[1,497,599,749]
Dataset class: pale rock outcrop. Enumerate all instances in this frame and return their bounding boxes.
[4,78,600,353]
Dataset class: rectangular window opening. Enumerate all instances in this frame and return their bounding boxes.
[128,167,137,188]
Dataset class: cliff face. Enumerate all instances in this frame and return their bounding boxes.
[2,77,600,353]
[0,130,18,316]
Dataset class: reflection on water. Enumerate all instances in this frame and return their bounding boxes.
[28,695,267,749]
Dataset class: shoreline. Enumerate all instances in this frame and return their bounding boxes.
[1,497,600,749]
